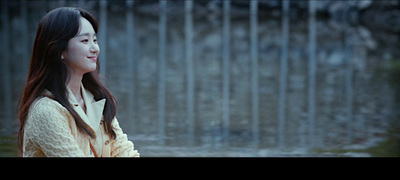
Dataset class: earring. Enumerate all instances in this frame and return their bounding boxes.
[61,55,64,60]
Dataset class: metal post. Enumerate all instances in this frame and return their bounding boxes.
[344,27,354,145]
[99,1,108,75]
[158,0,167,145]
[126,0,136,135]
[222,0,231,146]
[308,0,317,148]
[21,1,28,71]
[278,0,290,149]
[0,1,12,134]
[250,0,259,148]
[185,0,195,146]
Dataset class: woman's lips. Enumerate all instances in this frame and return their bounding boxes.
[87,56,97,62]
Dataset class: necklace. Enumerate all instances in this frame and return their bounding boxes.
[75,92,86,112]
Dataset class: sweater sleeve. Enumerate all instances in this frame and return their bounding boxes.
[110,118,140,157]
[24,98,86,157]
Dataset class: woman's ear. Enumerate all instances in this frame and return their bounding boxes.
[61,50,67,60]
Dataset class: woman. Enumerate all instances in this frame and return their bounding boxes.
[17,7,139,157]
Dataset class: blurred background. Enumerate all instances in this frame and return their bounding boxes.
[1,0,400,157]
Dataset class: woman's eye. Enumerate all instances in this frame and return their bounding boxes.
[81,39,89,43]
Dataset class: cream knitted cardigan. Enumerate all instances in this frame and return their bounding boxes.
[22,86,140,157]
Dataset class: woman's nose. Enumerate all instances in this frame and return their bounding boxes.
[90,43,99,54]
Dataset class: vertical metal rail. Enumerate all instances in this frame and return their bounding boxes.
[344,27,354,145]
[278,0,290,149]
[250,0,259,148]
[126,0,136,135]
[0,1,12,133]
[222,0,231,145]
[308,0,317,148]
[99,1,108,76]
[21,1,29,71]
[185,0,195,146]
[158,0,167,145]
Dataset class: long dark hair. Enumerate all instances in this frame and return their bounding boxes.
[18,7,117,154]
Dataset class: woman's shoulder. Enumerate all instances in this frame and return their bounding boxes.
[28,91,69,120]
[25,92,73,136]
[31,97,61,112]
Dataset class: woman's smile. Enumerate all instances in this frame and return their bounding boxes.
[87,55,97,62]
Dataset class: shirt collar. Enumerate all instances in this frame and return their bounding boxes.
[66,83,106,133]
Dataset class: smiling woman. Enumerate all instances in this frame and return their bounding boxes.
[62,19,99,76]
[17,7,139,157]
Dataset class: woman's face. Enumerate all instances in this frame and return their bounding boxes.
[62,17,99,76]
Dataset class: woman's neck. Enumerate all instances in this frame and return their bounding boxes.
[67,73,83,100]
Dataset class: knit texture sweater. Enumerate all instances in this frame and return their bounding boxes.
[22,87,140,157]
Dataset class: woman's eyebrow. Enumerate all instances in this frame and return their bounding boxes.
[76,32,97,37]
